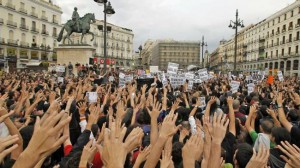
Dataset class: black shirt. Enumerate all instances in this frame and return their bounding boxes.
[221,132,236,164]
[291,126,300,147]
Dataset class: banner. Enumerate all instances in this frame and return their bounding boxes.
[247,83,255,95]
[87,92,97,103]
[277,71,284,81]
[150,66,159,73]
[230,81,240,93]
[199,97,206,108]
[56,66,65,72]
[167,62,179,75]
[198,68,208,82]
[57,77,64,83]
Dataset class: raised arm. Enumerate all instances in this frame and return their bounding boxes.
[277,92,292,132]
[227,96,236,136]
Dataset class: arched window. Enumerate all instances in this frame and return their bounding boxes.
[275,62,278,69]
[265,63,268,68]
[269,62,273,69]
[293,60,299,70]
[9,30,14,40]
[280,61,284,70]
[286,60,291,71]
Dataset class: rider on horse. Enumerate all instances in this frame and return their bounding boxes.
[72,7,80,32]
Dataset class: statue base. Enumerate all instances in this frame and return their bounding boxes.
[55,45,96,76]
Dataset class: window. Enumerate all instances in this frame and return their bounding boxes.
[52,15,57,23]
[42,11,46,16]
[21,33,26,42]
[266,52,268,58]
[289,22,293,29]
[283,24,286,31]
[8,13,13,21]
[20,2,25,9]
[31,7,35,13]
[9,30,14,40]
[53,27,57,36]
[287,60,291,70]
[297,19,300,25]
[42,24,46,32]
[21,18,25,26]
[288,47,291,55]
[43,38,46,45]
[289,34,292,42]
[276,50,278,57]
[282,49,284,56]
[278,17,280,23]
[271,51,273,57]
[294,60,299,70]
[280,61,284,69]
[284,13,287,20]
[273,20,275,26]
[291,10,294,17]
[32,21,36,29]
[296,45,299,54]
[275,62,278,69]
[283,36,285,44]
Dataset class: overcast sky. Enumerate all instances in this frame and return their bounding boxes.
[53,0,296,52]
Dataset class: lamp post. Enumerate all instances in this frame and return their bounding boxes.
[200,36,207,68]
[138,45,142,69]
[228,9,244,75]
[94,0,115,73]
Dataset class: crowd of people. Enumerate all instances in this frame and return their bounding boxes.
[0,67,300,168]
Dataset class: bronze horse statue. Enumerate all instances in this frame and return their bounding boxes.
[57,13,96,44]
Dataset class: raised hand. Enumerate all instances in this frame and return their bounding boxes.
[208,96,217,105]
[159,111,181,138]
[182,134,203,167]
[227,96,234,106]
[278,141,300,168]
[0,135,19,162]
[79,139,97,168]
[160,150,173,168]
[116,100,127,120]
[211,113,229,144]
[124,127,144,152]
[134,145,152,168]
[147,101,162,119]
[246,146,269,168]
[77,101,87,117]
[0,93,8,107]
[0,108,15,123]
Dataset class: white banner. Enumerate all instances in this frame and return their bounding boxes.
[230,81,240,93]
[278,71,284,81]
[167,62,179,75]
[198,68,208,82]
[150,66,159,73]
[199,97,206,108]
[56,66,65,72]
[87,92,97,103]
[247,83,255,95]
[57,77,64,83]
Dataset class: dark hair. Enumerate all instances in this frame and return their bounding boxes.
[172,142,183,165]
[260,119,274,134]
[271,127,291,145]
[287,110,299,122]
[235,143,253,168]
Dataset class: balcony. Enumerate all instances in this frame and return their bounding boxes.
[0,18,3,25]
[31,43,38,48]
[20,42,29,47]
[282,29,286,33]
[30,12,38,18]
[296,24,300,29]
[276,31,280,35]
[116,46,120,50]
[31,27,39,33]
[270,33,274,37]
[286,39,292,43]
[52,33,57,37]
[294,37,299,41]
[52,19,58,24]
[41,16,48,21]
[7,39,18,46]
[20,24,29,31]
[19,8,27,14]
[280,41,285,45]
[274,42,279,46]
[41,30,49,36]
[6,2,15,10]
[127,39,130,42]
[7,20,17,28]
[20,54,28,59]
[289,26,293,31]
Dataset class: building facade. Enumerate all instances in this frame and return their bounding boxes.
[141,39,156,68]
[0,0,62,71]
[211,0,300,76]
[150,40,200,71]
[69,20,134,69]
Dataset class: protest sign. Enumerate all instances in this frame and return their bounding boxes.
[167,62,179,75]
[265,68,269,76]
[198,68,208,82]
[57,77,64,83]
[247,83,255,95]
[199,97,206,108]
[150,66,159,73]
[188,81,194,90]
[230,81,240,93]
[109,76,114,82]
[87,92,97,103]
[56,66,65,72]
[278,71,284,81]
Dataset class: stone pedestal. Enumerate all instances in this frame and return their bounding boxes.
[55,45,95,76]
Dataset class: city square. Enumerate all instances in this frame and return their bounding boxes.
[0,0,300,168]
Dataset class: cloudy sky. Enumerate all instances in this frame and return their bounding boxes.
[53,0,296,52]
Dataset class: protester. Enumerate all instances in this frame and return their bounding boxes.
[0,67,299,168]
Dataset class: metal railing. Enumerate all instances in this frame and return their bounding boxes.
[41,30,49,35]
[20,41,29,47]
[7,39,18,45]
[19,8,27,14]
[20,24,29,30]
[31,27,39,33]
[30,12,38,18]
[7,20,17,27]
[6,2,15,10]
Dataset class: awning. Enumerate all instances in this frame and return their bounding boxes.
[26,61,41,66]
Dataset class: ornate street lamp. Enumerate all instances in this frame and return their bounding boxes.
[94,0,115,72]
[228,9,244,75]
[200,36,207,68]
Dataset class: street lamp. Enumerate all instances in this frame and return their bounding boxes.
[138,45,142,69]
[200,36,207,68]
[228,9,244,75]
[94,0,115,73]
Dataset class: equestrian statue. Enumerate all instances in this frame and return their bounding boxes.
[57,7,96,44]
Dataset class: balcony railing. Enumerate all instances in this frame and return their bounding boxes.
[31,43,38,48]
[41,30,49,36]
[0,18,3,25]
[19,8,27,14]
[41,16,48,21]
[7,20,17,28]
[31,27,39,33]
[289,26,293,30]
[296,24,300,28]
[282,29,286,33]
[20,24,29,31]
[7,39,18,46]
[30,12,38,18]
[52,33,57,37]
[286,39,292,43]
[6,2,15,10]
[20,54,28,59]
[20,41,29,47]
[294,37,299,41]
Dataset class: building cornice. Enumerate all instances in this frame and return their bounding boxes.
[29,0,63,14]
